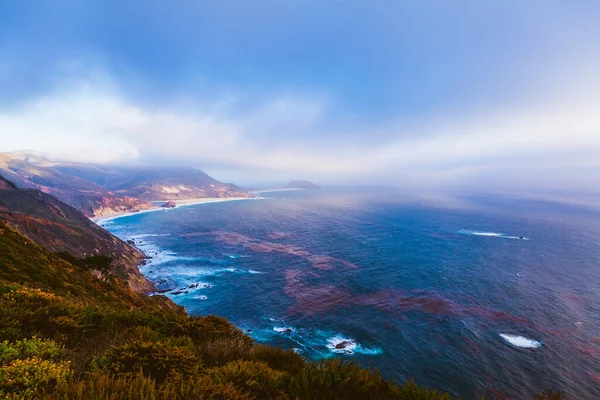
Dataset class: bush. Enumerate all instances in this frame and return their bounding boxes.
[207,360,288,399]
[289,359,399,400]
[249,344,306,375]
[0,337,63,364]
[98,339,201,383]
[0,357,71,399]
[196,336,254,368]
[47,372,253,400]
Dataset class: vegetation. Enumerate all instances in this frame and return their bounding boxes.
[0,222,566,399]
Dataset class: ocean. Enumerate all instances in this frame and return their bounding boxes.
[99,189,600,399]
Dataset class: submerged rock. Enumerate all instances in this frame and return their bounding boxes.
[335,340,353,350]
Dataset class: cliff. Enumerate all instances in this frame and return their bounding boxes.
[0,176,153,292]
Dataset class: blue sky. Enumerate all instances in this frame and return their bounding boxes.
[0,1,599,193]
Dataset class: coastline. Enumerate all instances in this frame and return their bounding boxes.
[91,196,252,225]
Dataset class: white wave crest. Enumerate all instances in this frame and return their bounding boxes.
[499,334,542,349]
[273,327,295,333]
[458,230,528,240]
[326,335,383,356]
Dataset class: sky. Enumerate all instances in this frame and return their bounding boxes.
[0,1,599,193]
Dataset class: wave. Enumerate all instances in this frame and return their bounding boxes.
[129,233,172,239]
[325,334,383,356]
[239,323,383,359]
[499,334,542,349]
[458,230,504,237]
[274,326,295,333]
[458,230,528,240]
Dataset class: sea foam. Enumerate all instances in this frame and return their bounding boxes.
[325,335,383,356]
[499,334,542,349]
[458,230,528,240]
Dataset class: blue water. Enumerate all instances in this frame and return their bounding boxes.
[100,189,600,399]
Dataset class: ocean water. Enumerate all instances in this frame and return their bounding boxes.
[100,189,600,399]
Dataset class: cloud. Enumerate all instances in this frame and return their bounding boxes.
[0,73,599,194]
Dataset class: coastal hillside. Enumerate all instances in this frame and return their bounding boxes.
[99,166,251,201]
[0,151,250,217]
[0,151,152,218]
[0,174,152,292]
[0,221,456,399]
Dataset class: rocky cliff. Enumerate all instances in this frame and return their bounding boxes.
[0,175,153,292]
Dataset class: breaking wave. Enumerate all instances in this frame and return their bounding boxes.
[499,334,542,349]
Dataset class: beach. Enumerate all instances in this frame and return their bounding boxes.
[91,197,252,225]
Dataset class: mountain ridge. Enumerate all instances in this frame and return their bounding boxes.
[0,151,251,217]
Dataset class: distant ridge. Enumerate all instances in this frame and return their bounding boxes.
[286,180,321,190]
[0,151,251,217]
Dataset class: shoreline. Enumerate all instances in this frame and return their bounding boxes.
[91,196,252,225]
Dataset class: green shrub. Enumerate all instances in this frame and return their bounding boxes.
[249,344,306,375]
[289,358,399,400]
[207,360,288,399]
[160,373,253,400]
[0,357,71,399]
[196,336,254,368]
[45,371,158,400]
[0,337,63,364]
[99,339,201,383]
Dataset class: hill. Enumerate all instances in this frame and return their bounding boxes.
[99,166,251,201]
[0,175,16,190]
[286,180,321,190]
[0,175,152,292]
[0,151,251,217]
[0,152,152,218]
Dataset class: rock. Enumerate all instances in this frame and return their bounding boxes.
[335,341,352,350]
[161,201,176,208]
[285,180,321,190]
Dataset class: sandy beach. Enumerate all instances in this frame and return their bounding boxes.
[91,197,252,225]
